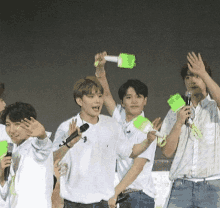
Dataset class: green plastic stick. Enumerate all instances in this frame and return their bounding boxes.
[133,115,153,132]
[118,53,136,69]
[0,141,8,160]
[167,93,186,112]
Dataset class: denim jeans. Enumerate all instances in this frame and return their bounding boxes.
[119,190,155,208]
[64,199,108,208]
[167,178,220,208]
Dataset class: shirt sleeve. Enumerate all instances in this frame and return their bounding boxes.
[31,131,53,162]
[135,132,157,162]
[52,123,69,152]
[0,180,10,201]
[160,109,177,137]
[112,104,126,123]
[116,124,133,159]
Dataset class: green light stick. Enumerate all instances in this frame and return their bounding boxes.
[133,115,167,147]
[0,141,8,160]
[94,53,136,69]
[168,93,202,139]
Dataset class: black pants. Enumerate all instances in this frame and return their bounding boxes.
[64,199,108,208]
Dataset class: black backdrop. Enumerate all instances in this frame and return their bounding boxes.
[1,0,220,160]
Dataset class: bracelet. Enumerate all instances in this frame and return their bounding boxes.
[65,143,71,148]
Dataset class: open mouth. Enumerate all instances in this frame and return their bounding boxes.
[92,106,100,111]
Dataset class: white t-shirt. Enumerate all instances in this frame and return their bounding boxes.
[0,133,53,208]
[53,113,133,204]
[0,125,12,208]
[113,104,157,199]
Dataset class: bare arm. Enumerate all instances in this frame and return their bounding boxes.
[108,158,147,207]
[187,52,220,109]
[161,106,191,158]
[94,51,116,116]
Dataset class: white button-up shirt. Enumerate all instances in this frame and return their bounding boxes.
[160,94,220,181]
[0,132,53,208]
[112,104,157,199]
[53,113,133,204]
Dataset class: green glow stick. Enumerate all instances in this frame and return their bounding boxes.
[167,93,186,112]
[0,141,8,160]
[133,115,167,147]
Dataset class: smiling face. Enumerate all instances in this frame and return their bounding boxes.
[5,116,29,145]
[122,87,147,119]
[184,70,207,95]
[76,87,104,122]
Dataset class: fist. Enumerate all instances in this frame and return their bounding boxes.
[94,51,107,68]
[177,106,191,125]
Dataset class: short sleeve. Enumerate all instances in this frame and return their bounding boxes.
[160,109,177,137]
[52,123,69,152]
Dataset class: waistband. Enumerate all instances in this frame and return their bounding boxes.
[185,175,220,183]
[122,188,141,194]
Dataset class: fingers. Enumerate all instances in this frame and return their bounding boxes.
[69,119,77,136]
[1,156,12,169]
[94,51,107,67]
[152,117,162,131]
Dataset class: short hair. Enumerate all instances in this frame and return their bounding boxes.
[73,76,104,104]
[0,83,5,99]
[1,102,37,124]
[180,62,212,80]
[118,79,148,101]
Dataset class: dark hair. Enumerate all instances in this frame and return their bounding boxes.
[180,62,212,80]
[0,83,5,99]
[73,76,104,104]
[118,79,148,101]
[1,102,37,124]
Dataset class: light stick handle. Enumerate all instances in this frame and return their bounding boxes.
[104,55,118,63]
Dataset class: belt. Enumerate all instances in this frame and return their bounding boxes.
[122,188,141,194]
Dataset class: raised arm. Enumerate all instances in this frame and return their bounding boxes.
[94,51,116,116]
[161,106,191,158]
[53,119,81,162]
[187,52,220,109]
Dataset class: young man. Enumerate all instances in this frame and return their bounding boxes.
[160,52,220,208]
[53,76,157,208]
[94,52,161,208]
[0,102,53,208]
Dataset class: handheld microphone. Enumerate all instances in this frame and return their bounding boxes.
[94,53,136,69]
[59,123,89,147]
[185,91,192,125]
[4,143,14,181]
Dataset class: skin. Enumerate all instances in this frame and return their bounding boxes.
[162,52,220,158]
[0,98,6,113]
[94,51,162,208]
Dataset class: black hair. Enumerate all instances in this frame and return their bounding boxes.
[1,102,37,124]
[118,79,148,101]
[180,62,212,80]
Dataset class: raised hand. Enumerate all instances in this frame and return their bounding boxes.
[20,117,47,139]
[94,51,107,78]
[152,117,162,131]
[187,52,206,77]
[67,119,82,148]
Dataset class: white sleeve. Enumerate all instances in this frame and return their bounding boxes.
[31,131,53,162]
[160,109,177,137]
[52,123,69,152]
[112,104,126,123]
[0,180,10,201]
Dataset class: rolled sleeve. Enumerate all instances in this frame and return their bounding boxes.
[160,109,176,136]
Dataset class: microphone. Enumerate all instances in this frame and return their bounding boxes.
[95,53,136,69]
[185,91,192,125]
[59,123,89,147]
[4,143,14,181]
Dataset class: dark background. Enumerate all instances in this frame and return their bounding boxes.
[1,0,220,161]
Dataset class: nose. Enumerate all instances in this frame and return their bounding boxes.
[8,124,16,135]
[131,96,138,104]
[94,95,101,103]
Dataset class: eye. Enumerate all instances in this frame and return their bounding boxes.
[125,96,131,99]
[185,76,189,80]
[87,95,94,98]
[99,94,103,98]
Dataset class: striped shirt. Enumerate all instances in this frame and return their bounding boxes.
[160,94,220,181]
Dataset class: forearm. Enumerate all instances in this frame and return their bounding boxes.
[53,146,70,163]
[130,139,152,158]
[162,122,182,158]
[201,72,220,107]
[95,66,116,116]
[114,158,147,196]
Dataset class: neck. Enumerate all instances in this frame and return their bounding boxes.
[125,113,139,122]
[191,91,207,107]
[80,111,99,124]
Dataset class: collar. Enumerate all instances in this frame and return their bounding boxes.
[200,94,211,108]
[76,113,100,127]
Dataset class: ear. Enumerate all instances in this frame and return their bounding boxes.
[144,97,147,106]
[76,97,83,107]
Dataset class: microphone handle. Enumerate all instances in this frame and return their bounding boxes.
[4,152,12,181]
[65,131,79,144]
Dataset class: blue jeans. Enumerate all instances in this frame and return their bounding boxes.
[167,178,220,208]
[64,199,108,208]
[119,190,155,208]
